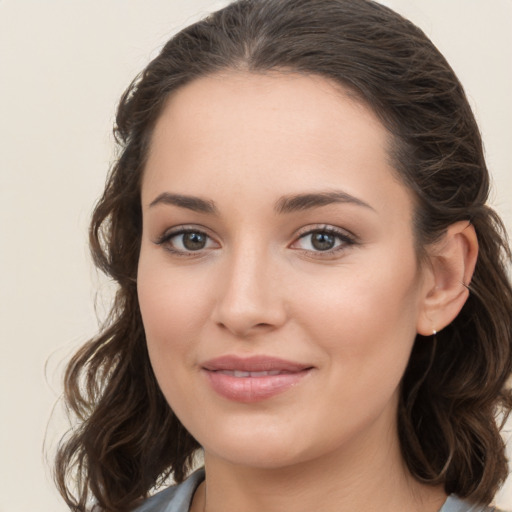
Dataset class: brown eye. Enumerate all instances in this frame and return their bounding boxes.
[156,228,218,254]
[181,232,208,250]
[310,231,336,251]
[291,227,355,255]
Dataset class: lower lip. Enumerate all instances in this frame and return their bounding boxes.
[203,370,311,403]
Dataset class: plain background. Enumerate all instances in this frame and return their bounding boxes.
[0,1,511,511]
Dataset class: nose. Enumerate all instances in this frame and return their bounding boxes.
[211,244,288,338]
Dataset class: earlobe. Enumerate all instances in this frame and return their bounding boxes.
[416,221,479,336]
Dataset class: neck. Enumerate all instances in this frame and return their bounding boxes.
[192,424,446,512]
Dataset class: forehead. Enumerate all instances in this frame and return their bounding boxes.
[147,71,385,165]
[142,71,411,220]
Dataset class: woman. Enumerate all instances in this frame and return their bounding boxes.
[54,0,512,511]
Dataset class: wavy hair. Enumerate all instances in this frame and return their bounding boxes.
[54,0,512,510]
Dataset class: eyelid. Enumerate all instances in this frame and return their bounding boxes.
[152,223,357,258]
[154,224,210,243]
[290,224,358,255]
[294,223,356,240]
[153,224,220,256]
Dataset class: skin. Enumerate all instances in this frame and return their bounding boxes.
[137,72,473,512]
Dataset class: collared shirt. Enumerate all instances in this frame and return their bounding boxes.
[133,468,504,512]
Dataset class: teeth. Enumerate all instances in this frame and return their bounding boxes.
[252,370,282,377]
[218,370,286,377]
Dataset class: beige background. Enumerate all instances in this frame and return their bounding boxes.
[0,1,510,511]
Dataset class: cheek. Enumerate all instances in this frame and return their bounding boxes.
[293,261,422,434]
[137,260,212,426]
[137,253,211,363]
[293,253,422,370]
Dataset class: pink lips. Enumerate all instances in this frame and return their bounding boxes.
[201,355,312,402]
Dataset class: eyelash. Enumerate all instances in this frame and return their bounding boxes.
[154,226,218,257]
[291,225,357,257]
[154,224,357,258]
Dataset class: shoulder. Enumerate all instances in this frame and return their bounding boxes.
[440,495,510,512]
[133,469,205,512]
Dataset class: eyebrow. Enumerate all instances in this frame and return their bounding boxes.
[148,189,374,215]
[149,192,218,214]
[274,190,375,214]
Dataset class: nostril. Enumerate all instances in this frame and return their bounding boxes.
[215,318,280,338]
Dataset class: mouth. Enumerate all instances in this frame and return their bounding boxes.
[214,369,289,377]
[201,355,313,402]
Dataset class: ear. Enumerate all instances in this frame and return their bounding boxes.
[416,221,479,336]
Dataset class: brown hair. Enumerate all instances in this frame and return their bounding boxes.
[54,0,512,510]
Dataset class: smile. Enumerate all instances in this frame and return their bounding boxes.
[201,356,313,402]
[216,370,288,377]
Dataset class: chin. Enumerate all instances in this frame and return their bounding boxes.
[206,440,311,470]
[195,418,346,472]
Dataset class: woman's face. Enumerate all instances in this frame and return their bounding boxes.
[138,72,432,470]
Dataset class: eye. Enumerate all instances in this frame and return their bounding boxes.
[176,231,209,251]
[291,227,355,254]
[155,228,218,255]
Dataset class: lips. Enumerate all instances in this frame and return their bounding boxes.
[216,370,284,377]
[201,355,312,402]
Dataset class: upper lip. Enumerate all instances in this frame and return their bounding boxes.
[201,355,312,373]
